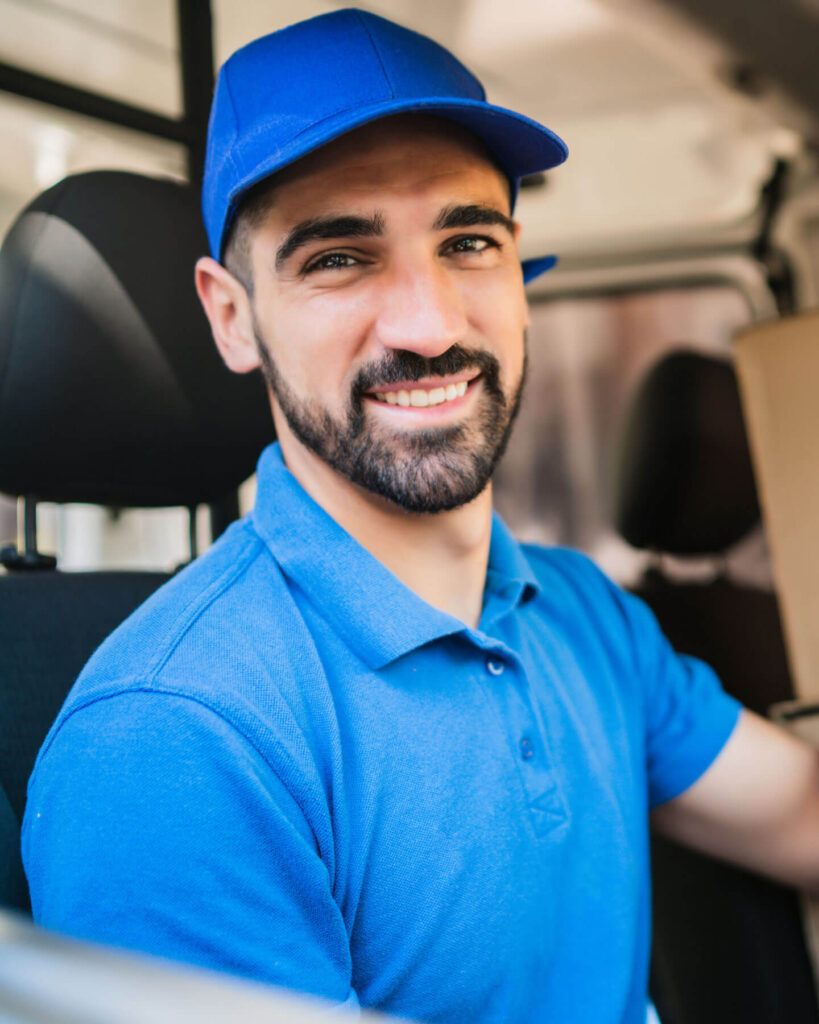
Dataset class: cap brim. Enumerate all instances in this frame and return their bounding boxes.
[220,97,568,258]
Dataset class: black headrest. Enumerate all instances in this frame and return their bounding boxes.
[0,171,273,507]
[614,350,760,555]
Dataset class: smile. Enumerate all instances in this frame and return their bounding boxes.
[366,373,480,411]
[372,381,469,408]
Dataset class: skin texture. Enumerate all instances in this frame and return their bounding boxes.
[196,114,819,893]
[652,710,819,893]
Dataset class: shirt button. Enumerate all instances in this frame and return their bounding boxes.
[486,658,505,676]
[520,737,534,760]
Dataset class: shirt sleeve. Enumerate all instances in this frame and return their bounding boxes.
[22,689,357,1009]
[615,585,743,809]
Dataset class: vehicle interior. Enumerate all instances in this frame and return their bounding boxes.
[2,0,819,1021]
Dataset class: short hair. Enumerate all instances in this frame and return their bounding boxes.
[222,175,279,295]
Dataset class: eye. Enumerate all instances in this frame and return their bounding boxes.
[303,251,360,274]
[445,235,501,256]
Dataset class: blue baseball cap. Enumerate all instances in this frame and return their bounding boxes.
[202,8,568,283]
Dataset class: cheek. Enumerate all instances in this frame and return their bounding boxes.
[257,294,373,399]
[460,273,528,364]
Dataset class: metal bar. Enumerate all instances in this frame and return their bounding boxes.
[176,0,243,545]
[23,497,37,555]
[527,253,779,323]
[188,506,199,561]
[0,60,191,144]
[176,0,214,185]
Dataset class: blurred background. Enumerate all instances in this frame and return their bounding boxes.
[1,0,818,583]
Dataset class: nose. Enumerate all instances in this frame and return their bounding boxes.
[373,258,467,358]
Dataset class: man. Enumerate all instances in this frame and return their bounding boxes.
[22,9,819,1024]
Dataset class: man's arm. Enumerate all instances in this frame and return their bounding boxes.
[651,708,819,892]
[23,690,357,1004]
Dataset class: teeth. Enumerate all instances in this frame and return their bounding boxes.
[372,380,471,407]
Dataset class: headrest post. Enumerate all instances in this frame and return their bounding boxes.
[188,506,199,562]
[0,497,57,572]
[23,496,37,556]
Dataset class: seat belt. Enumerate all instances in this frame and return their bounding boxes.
[735,308,819,990]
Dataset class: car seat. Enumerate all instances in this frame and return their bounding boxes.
[614,349,819,1024]
[0,171,274,912]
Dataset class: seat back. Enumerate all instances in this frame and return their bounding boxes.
[0,172,274,911]
[0,573,172,912]
[614,349,819,1024]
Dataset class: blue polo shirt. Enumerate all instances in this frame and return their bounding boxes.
[23,443,741,1023]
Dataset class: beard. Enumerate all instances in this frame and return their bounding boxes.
[254,329,526,514]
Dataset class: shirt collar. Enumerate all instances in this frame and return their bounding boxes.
[482,514,540,629]
[251,443,540,668]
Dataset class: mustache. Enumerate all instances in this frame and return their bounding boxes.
[352,345,504,402]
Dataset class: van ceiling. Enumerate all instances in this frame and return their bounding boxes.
[662,0,819,127]
[0,0,816,260]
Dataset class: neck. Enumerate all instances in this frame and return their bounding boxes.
[277,434,493,629]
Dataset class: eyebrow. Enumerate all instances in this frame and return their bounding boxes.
[275,213,385,270]
[433,204,515,235]
[274,203,515,272]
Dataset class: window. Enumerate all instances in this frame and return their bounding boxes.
[493,284,753,583]
[0,0,181,116]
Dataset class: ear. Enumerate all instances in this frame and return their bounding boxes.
[194,257,261,374]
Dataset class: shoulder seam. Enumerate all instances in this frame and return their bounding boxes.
[142,526,267,682]
[36,685,309,818]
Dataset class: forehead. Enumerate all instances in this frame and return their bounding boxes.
[260,115,511,227]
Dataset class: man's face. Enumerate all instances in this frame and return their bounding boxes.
[246,116,530,513]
